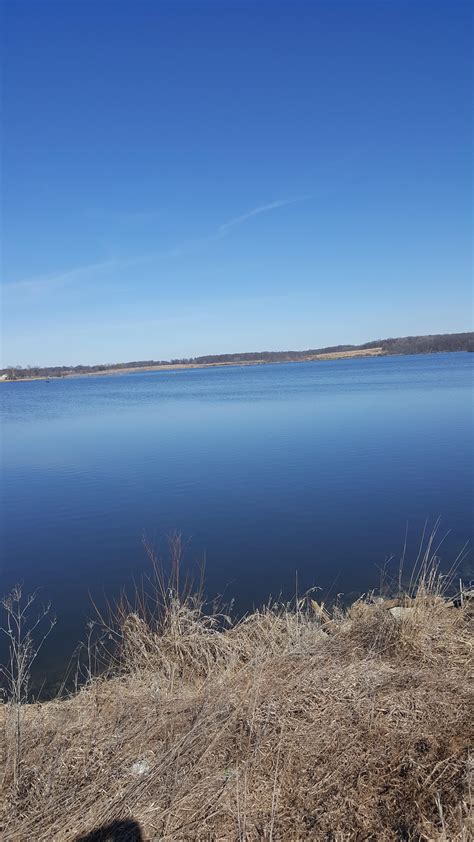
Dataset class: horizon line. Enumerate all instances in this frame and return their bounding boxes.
[1,330,472,372]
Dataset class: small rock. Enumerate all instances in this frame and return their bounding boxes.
[130,759,151,777]
[389,606,414,620]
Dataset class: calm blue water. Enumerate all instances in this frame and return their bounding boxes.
[1,353,473,676]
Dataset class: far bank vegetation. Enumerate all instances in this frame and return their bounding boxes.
[2,331,473,381]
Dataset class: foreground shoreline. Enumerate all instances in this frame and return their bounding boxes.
[1,568,472,840]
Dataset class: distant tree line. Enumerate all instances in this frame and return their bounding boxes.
[373,333,474,355]
[192,332,473,363]
[2,332,472,380]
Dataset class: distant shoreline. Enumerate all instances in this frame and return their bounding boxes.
[2,347,385,382]
[2,331,472,382]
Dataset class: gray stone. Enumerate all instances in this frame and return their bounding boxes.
[389,606,414,620]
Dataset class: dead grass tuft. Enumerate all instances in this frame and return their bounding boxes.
[0,551,472,841]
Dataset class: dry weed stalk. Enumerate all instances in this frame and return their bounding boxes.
[0,586,56,794]
[0,542,472,840]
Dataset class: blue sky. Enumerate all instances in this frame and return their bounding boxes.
[2,0,472,367]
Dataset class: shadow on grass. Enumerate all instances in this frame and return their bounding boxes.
[75,819,143,841]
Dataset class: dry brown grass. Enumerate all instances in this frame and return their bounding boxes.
[0,555,472,841]
[305,347,384,361]
[2,347,385,383]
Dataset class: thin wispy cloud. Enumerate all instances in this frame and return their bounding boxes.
[4,249,184,295]
[5,258,120,293]
[5,195,311,295]
[218,195,311,235]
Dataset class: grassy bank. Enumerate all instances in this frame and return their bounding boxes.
[0,560,472,840]
[3,331,472,382]
[1,347,384,382]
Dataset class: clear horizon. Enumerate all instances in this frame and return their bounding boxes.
[1,330,472,371]
[2,0,472,367]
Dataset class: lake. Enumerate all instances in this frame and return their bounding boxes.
[1,353,473,679]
